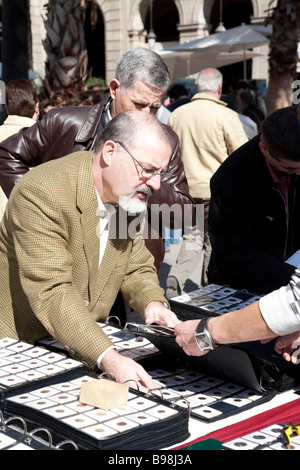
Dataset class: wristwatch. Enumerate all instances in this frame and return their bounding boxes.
[194,317,219,351]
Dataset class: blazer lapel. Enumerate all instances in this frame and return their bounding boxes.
[77,155,100,299]
[91,208,128,309]
[77,159,128,309]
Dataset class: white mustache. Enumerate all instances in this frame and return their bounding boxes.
[134,185,153,197]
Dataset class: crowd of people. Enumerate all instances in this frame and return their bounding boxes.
[0,47,299,388]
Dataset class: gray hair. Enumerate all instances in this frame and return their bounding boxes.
[196,68,223,93]
[94,110,170,154]
[115,47,171,92]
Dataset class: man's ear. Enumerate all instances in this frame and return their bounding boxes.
[102,140,117,166]
[109,79,121,100]
[258,139,267,157]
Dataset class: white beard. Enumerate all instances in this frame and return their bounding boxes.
[118,185,152,215]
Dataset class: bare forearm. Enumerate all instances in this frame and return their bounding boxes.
[208,301,277,345]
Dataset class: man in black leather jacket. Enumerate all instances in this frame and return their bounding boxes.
[208,106,300,295]
[0,48,194,274]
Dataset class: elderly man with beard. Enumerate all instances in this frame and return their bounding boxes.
[0,110,180,388]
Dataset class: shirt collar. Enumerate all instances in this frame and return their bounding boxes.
[95,190,116,220]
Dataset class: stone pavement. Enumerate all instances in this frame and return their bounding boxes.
[158,238,202,296]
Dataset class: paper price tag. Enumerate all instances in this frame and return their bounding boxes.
[79,378,129,410]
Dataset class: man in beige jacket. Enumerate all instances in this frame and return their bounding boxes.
[166,68,247,298]
[0,79,39,220]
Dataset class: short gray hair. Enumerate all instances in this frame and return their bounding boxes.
[196,68,223,93]
[94,110,170,154]
[115,47,170,92]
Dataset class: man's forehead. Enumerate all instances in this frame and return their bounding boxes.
[126,80,164,96]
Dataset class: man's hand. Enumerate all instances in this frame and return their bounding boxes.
[274,331,300,364]
[100,348,156,391]
[174,320,209,357]
[144,301,180,328]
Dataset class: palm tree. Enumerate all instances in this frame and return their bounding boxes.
[265,0,300,114]
[43,0,94,95]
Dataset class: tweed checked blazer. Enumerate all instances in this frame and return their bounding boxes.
[0,151,167,368]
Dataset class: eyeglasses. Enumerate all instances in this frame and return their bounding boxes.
[115,141,172,181]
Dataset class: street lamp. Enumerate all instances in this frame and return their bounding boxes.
[215,0,226,32]
[147,0,156,49]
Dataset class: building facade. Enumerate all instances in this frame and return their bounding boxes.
[28,0,271,85]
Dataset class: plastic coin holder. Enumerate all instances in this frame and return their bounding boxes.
[47,392,76,405]
[51,381,79,392]
[100,325,120,335]
[30,386,62,398]
[127,396,158,411]
[132,347,154,356]
[148,369,173,378]
[38,352,66,363]
[115,340,141,350]
[62,414,98,429]
[125,412,159,425]
[22,347,48,358]
[0,349,14,359]
[222,438,259,450]
[25,398,58,410]
[188,393,217,407]
[1,363,29,375]
[223,397,252,408]
[66,401,94,414]
[171,386,195,397]
[0,369,9,378]
[0,358,12,367]
[55,358,85,370]
[241,430,276,446]
[173,398,190,409]
[157,388,182,401]
[145,404,178,420]
[80,423,118,440]
[1,353,28,363]
[118,350,139,359]
[269,441,300,450]
[0,337,18,348]
[104,416,139,433]
[42,405,77,419]
[236,389,264,401]
[7,393,35,405]
[109,404,136,416]
[218,382,245,393]
[36,364,64,376]
[84,409,118,422]
[6,342,33,353]
[68,375,95,387]
[19,358,48,369]
[0,375,26,387]
[16,370,46,382]
[198,376,224,387]
[260,424,284,437]
[202,387,232,400]
[191,405,223,419]
[180,370,205,380]
[182,382,210,393]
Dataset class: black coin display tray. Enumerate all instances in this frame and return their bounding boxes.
[3,374,190,450]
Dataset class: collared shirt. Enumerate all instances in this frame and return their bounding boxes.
[95,191,116,267]
[263,153,291,261]
[95,190,117,368]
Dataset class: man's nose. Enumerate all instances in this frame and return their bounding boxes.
[146,173,161,191]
